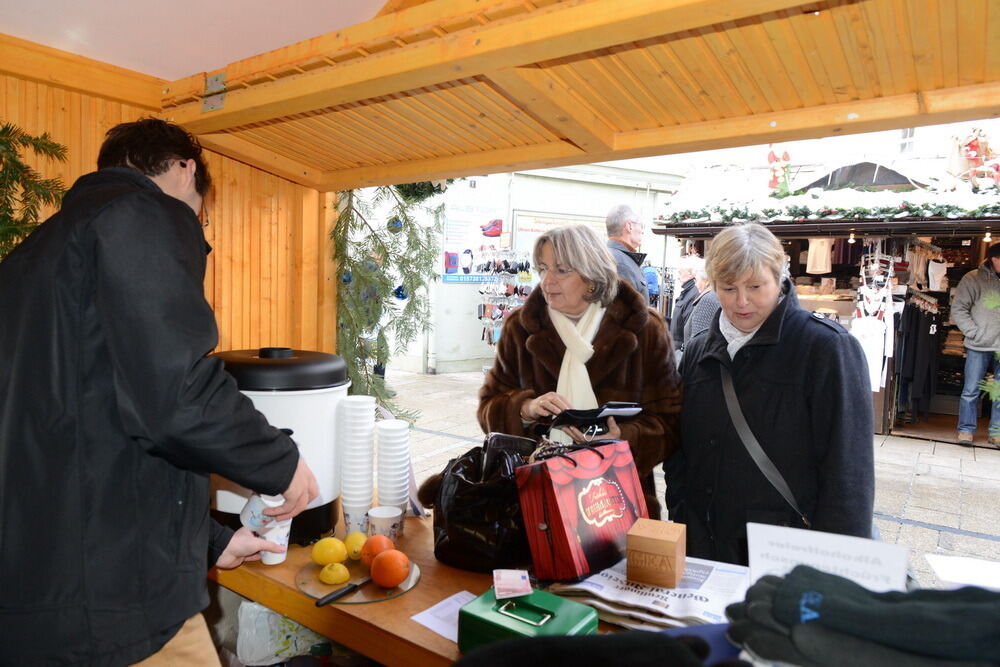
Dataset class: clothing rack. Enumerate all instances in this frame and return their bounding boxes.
[907,237,942,256]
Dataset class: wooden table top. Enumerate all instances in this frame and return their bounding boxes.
[209,515,492,667]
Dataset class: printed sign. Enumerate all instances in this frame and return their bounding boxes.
[747,522,909,592]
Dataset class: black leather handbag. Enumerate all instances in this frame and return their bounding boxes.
[430,432,537,572]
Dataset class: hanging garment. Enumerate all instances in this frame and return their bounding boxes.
[806,238,833,274]
[927,259,953,291]
[851,317,886,392]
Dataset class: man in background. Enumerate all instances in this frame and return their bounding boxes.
[605,204,649,302]
[0,118,318,664]
[670,255,704,349]
[952,242,1000,447]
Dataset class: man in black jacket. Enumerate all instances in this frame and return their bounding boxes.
[0,119,318,664]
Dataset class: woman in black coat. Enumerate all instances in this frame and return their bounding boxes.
[665,223,874,565]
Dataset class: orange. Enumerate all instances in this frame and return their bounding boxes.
[370,549,410,588]
[360,534,394,568]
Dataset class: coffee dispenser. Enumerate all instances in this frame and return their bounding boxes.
[211,347,349,544]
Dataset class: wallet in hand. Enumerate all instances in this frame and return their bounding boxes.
[547,402,642,437]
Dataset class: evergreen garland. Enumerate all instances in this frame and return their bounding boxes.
[0,122,68,259]
[661,201,1000,225]
[332,185,442,419]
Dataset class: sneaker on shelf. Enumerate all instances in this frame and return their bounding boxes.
[957,432,974,445]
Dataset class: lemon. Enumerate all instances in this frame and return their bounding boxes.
[344,532,367,560]
[319,562,350,585]
[311,537,347,565]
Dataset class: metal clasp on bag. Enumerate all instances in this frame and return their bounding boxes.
[496,601,552,627]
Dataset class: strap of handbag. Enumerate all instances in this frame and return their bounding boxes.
[719,364,811,529]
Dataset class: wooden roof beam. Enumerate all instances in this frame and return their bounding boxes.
[0,33,164,109]
[198,133,325,190]
[487,67,615,152]
[162,0,817,134]
[314,140,583,191]
[306,81,999,191]
[613,83,1000,159]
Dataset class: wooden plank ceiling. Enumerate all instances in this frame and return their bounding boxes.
[159,0,1000,191]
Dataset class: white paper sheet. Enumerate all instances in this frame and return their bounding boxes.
[924,554,1000,591]
[747,522,909,592]
[411,591,477,643]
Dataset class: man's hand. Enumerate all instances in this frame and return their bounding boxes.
[215,526,286,570]
[263,457,319,521]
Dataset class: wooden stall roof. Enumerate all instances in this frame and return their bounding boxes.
[154,0,1000,191]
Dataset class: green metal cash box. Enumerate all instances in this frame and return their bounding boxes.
[458,587,599,653]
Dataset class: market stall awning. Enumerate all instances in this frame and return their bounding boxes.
[152,0,1000,191]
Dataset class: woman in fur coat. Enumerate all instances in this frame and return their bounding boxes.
[476,224,681,517]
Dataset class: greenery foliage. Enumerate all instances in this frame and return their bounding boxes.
[0,122,68,259]
[332,184,443,419]
[659,200,1000,225]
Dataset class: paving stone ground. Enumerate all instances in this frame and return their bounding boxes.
[388,367,1000,589]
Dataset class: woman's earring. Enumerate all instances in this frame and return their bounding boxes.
[588,283,595,293]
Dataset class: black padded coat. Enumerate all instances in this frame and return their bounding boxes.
[0,168,299,665]
[664,285,874,565]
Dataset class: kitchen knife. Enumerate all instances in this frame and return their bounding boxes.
[315,575,372,607]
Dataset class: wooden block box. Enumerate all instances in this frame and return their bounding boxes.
[626,519,686,588]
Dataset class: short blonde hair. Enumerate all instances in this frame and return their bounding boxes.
[533,225,619,306]
[706,223,787,287]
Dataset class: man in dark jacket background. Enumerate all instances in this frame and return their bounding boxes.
[0,119,318,665]
[605,204,649,302]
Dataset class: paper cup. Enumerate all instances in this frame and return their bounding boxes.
[368,505,403,541]
[342,503,371,535]
[260,518,291,565]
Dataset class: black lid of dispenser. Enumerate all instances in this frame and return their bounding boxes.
[214,347,348,391]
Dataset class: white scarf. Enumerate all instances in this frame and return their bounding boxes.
[548,303,605,444]
[718,312,762,360]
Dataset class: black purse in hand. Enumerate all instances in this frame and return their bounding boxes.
[429,432,537,572]
[537,401,642,439]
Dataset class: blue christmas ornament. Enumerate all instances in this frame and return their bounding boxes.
[387,217,403,233]
[342,271,352,284]
[393,285,408,300]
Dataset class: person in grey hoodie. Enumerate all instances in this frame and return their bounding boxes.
[605,204,649,302]
[951,242,1000,447]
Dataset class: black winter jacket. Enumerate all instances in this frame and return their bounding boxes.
[664,285,874,565]
[0,168,299,665]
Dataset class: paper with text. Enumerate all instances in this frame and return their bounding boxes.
[747,522,908,592]
[411,591,477,643]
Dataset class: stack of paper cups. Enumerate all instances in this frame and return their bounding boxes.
[376,419,412,535]
[340,395,376,535]
[240,494,291,565]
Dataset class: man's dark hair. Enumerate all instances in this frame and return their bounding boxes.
[987,242,1000,259]
[97,118,212,196]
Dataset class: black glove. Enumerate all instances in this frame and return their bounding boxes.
[772,566,1000,662]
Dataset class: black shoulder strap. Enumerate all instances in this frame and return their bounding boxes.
[719,364,811,528]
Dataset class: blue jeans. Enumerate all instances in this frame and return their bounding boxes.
[958,349,1000,434]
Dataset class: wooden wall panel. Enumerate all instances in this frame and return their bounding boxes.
[0,72,337,356]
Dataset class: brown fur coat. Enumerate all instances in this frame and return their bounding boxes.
[475,280,681,517]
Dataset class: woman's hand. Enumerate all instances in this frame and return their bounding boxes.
[520,392,572,421]
[562,416,622,443]
[214,526,287,570]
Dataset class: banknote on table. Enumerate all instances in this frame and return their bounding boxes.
[547,557,750,627]
[493,569,533,599]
